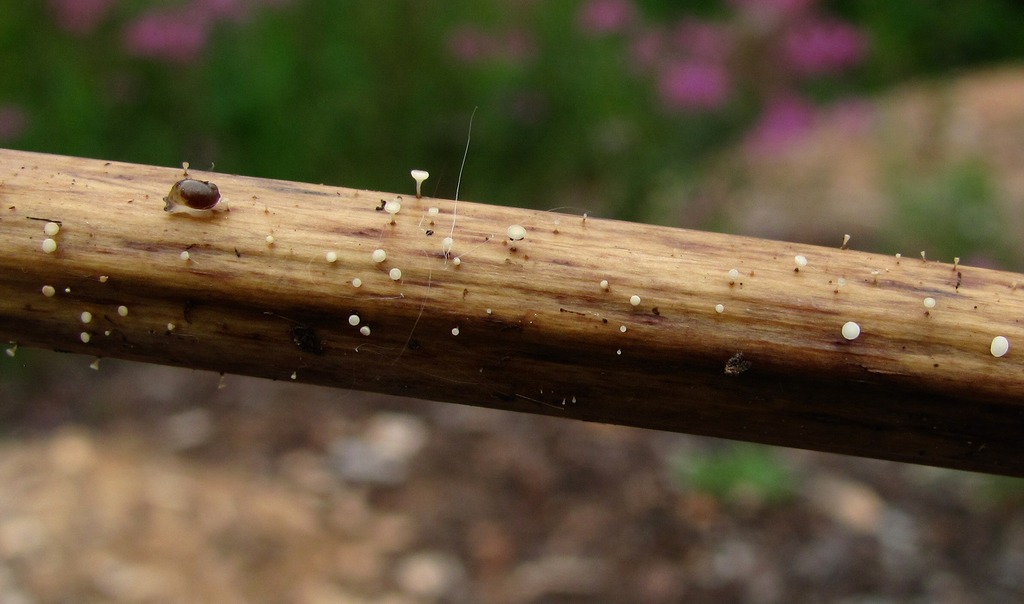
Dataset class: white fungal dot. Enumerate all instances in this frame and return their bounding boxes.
[619,325,627,333]
[326,251,338,263]
[5,345,16,358]
[41,285,56,297]
[453,257,462,266]
[384,198,402,217]
[103,330,111,336]
[841,321,861,341]
[64,287,71,293]
[98,275,109,283]
[80,311,92,324]
[42,238,57,253]
[507,224,527,241]
[837,277,846,287]
[990,336,1010,358]
[291,371,297,380]
[43,222,60,236]
[117,305,129,317]
[451,327,460,336]
[599,279,609,291]
[167,322,176,332]
[715,304,725,314]
[389,268,402,281]
[372,249,387,263]
[180,251,190,261]
[352,278,362,287]
[348,314,360,326]
[428,207,439,217]
[923,297,936,309]
[80,332,91,343]
[728,268,740,282]
[266,235,275,245]
[442,237,453,254]
[794,255,808,268]
[629,295,641,307]
[616,348,622,355]
[486,308,492,315]
[89,358,100,370]
[360,325,371,336]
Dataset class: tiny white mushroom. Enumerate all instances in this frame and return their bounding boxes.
[98,275,109,283]
[348,314,360,326]
[180,251,191,261]
[600,280,609,291]
[923,297,936,309]
[428,207,439,217]
[43,222,60,237]
[841,321,861,341]
[442,237,453,254]
[453,257,462,266]
[411,170,429,198]
[384,197,402,222]
[42,238,57,254]
[507,224,527,241]
[360,325,371,336]
[372,249,387,263]
[389,268,402,281]
[89,358,101,370]
[266,235,275,245]
[619,325,627,333]
[5,344,16,357]
[451,327,460,336]
[41,285,56,297]
[325,251,338,263]
[715,304,725,314]
[80,332,91,343]
[794,255,808,269]
[629,295,641,307]
[352,278,362,287]
[80,311,92,324]
[117,305,129,317]
[841,234,850,249]
[167,322,176,331]
[728,268,740,282]
[991,336,1010,358]
[291,371,297,380]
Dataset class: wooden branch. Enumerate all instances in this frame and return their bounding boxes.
[2,148,1023,476]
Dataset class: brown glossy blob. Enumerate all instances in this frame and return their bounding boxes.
[164,178,221,212]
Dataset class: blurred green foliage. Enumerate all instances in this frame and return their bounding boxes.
[2,0,1024,226]
[672,443,796,506]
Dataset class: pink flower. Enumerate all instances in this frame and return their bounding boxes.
[672,19,733,62]
[629,28,667,72]
[448,26,492,62]
[782,18,867,75]
[49,0,117,36]
[123,9,210,63]
[729,0,817,21]
[658,61,731,111]
[745,94,815,152]
[578,0,636,36]
[0,104,29,143]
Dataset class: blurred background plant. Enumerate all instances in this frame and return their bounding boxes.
[3,0,1023,232]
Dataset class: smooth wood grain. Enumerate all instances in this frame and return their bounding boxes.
[1,148,1023,475]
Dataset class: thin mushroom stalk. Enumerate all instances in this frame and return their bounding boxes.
[1,148,1023,476]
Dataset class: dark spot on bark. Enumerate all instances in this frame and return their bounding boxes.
[724,352,751,376]
[291,325,324,355]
